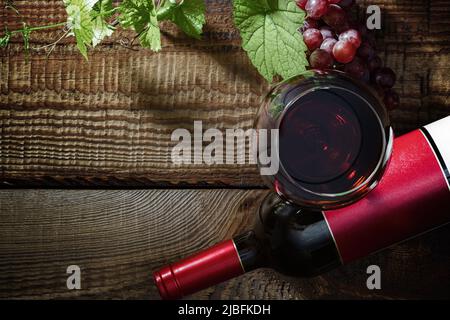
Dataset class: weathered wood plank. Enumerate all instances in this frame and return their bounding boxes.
[1,0,450,187]
[0,43,267,187]
[0,189,448,299]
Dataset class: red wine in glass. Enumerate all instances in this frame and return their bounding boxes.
[256,70,393,209]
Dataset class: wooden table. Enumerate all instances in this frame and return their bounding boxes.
[1,0,449,299]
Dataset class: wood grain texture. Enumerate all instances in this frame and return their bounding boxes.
[1,0,449,187]
[0,189,449,300]
[1,1,449,301]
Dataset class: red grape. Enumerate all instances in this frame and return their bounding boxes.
[374,85,386,98]
[335,22,350,34]
[339,29,362,48]
[301,18,320,32]
[305,0,329,20]
[296,0,308,10]
[344,57,367,79]
[356,23,368,38]
[339,0,355,8]
[320,26,334,39]
[320,38,337,54]
[371,67,396,89]
[332,40,356,63]
[383,89,400,110]
[303,28,323,51]
[322,4,347,29]
[364,33,377,49]
[368,56,383,71]
[361,68,371,83]
[309,49,334,69]
[298,0,400,111]
[357,41,375,60]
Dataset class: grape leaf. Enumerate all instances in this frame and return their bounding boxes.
[91,0,115,47]
[64,0,97,59]
[232,0,308,82]
[138,13,160,50]
[119,0,161,51]
[160,0,206,39]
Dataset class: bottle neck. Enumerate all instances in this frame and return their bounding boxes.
[233,231,266,272]
[153,232,261,300]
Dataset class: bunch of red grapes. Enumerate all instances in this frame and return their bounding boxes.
[297,0,399,110]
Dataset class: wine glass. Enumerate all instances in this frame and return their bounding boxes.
[255,70,393,210]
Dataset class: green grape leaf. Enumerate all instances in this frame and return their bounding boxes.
[64,0,97,59]
[138,14,161,50]
[232,0,308,82]
[160,0,206,39]
[92,0,115,47]
[119,0,161,51]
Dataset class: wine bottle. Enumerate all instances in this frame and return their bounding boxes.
[153,116,450,299]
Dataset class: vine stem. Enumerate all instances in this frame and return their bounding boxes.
[9,22,67,35]
[35,28,71,56]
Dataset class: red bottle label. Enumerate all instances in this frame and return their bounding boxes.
[324,117,450,263]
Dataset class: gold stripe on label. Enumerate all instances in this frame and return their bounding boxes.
[231,239,246,273]
[322,211,344,265]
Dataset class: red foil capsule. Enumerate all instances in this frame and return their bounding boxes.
[153,240,244,299]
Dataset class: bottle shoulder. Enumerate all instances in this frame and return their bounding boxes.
[255,193,341,277]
